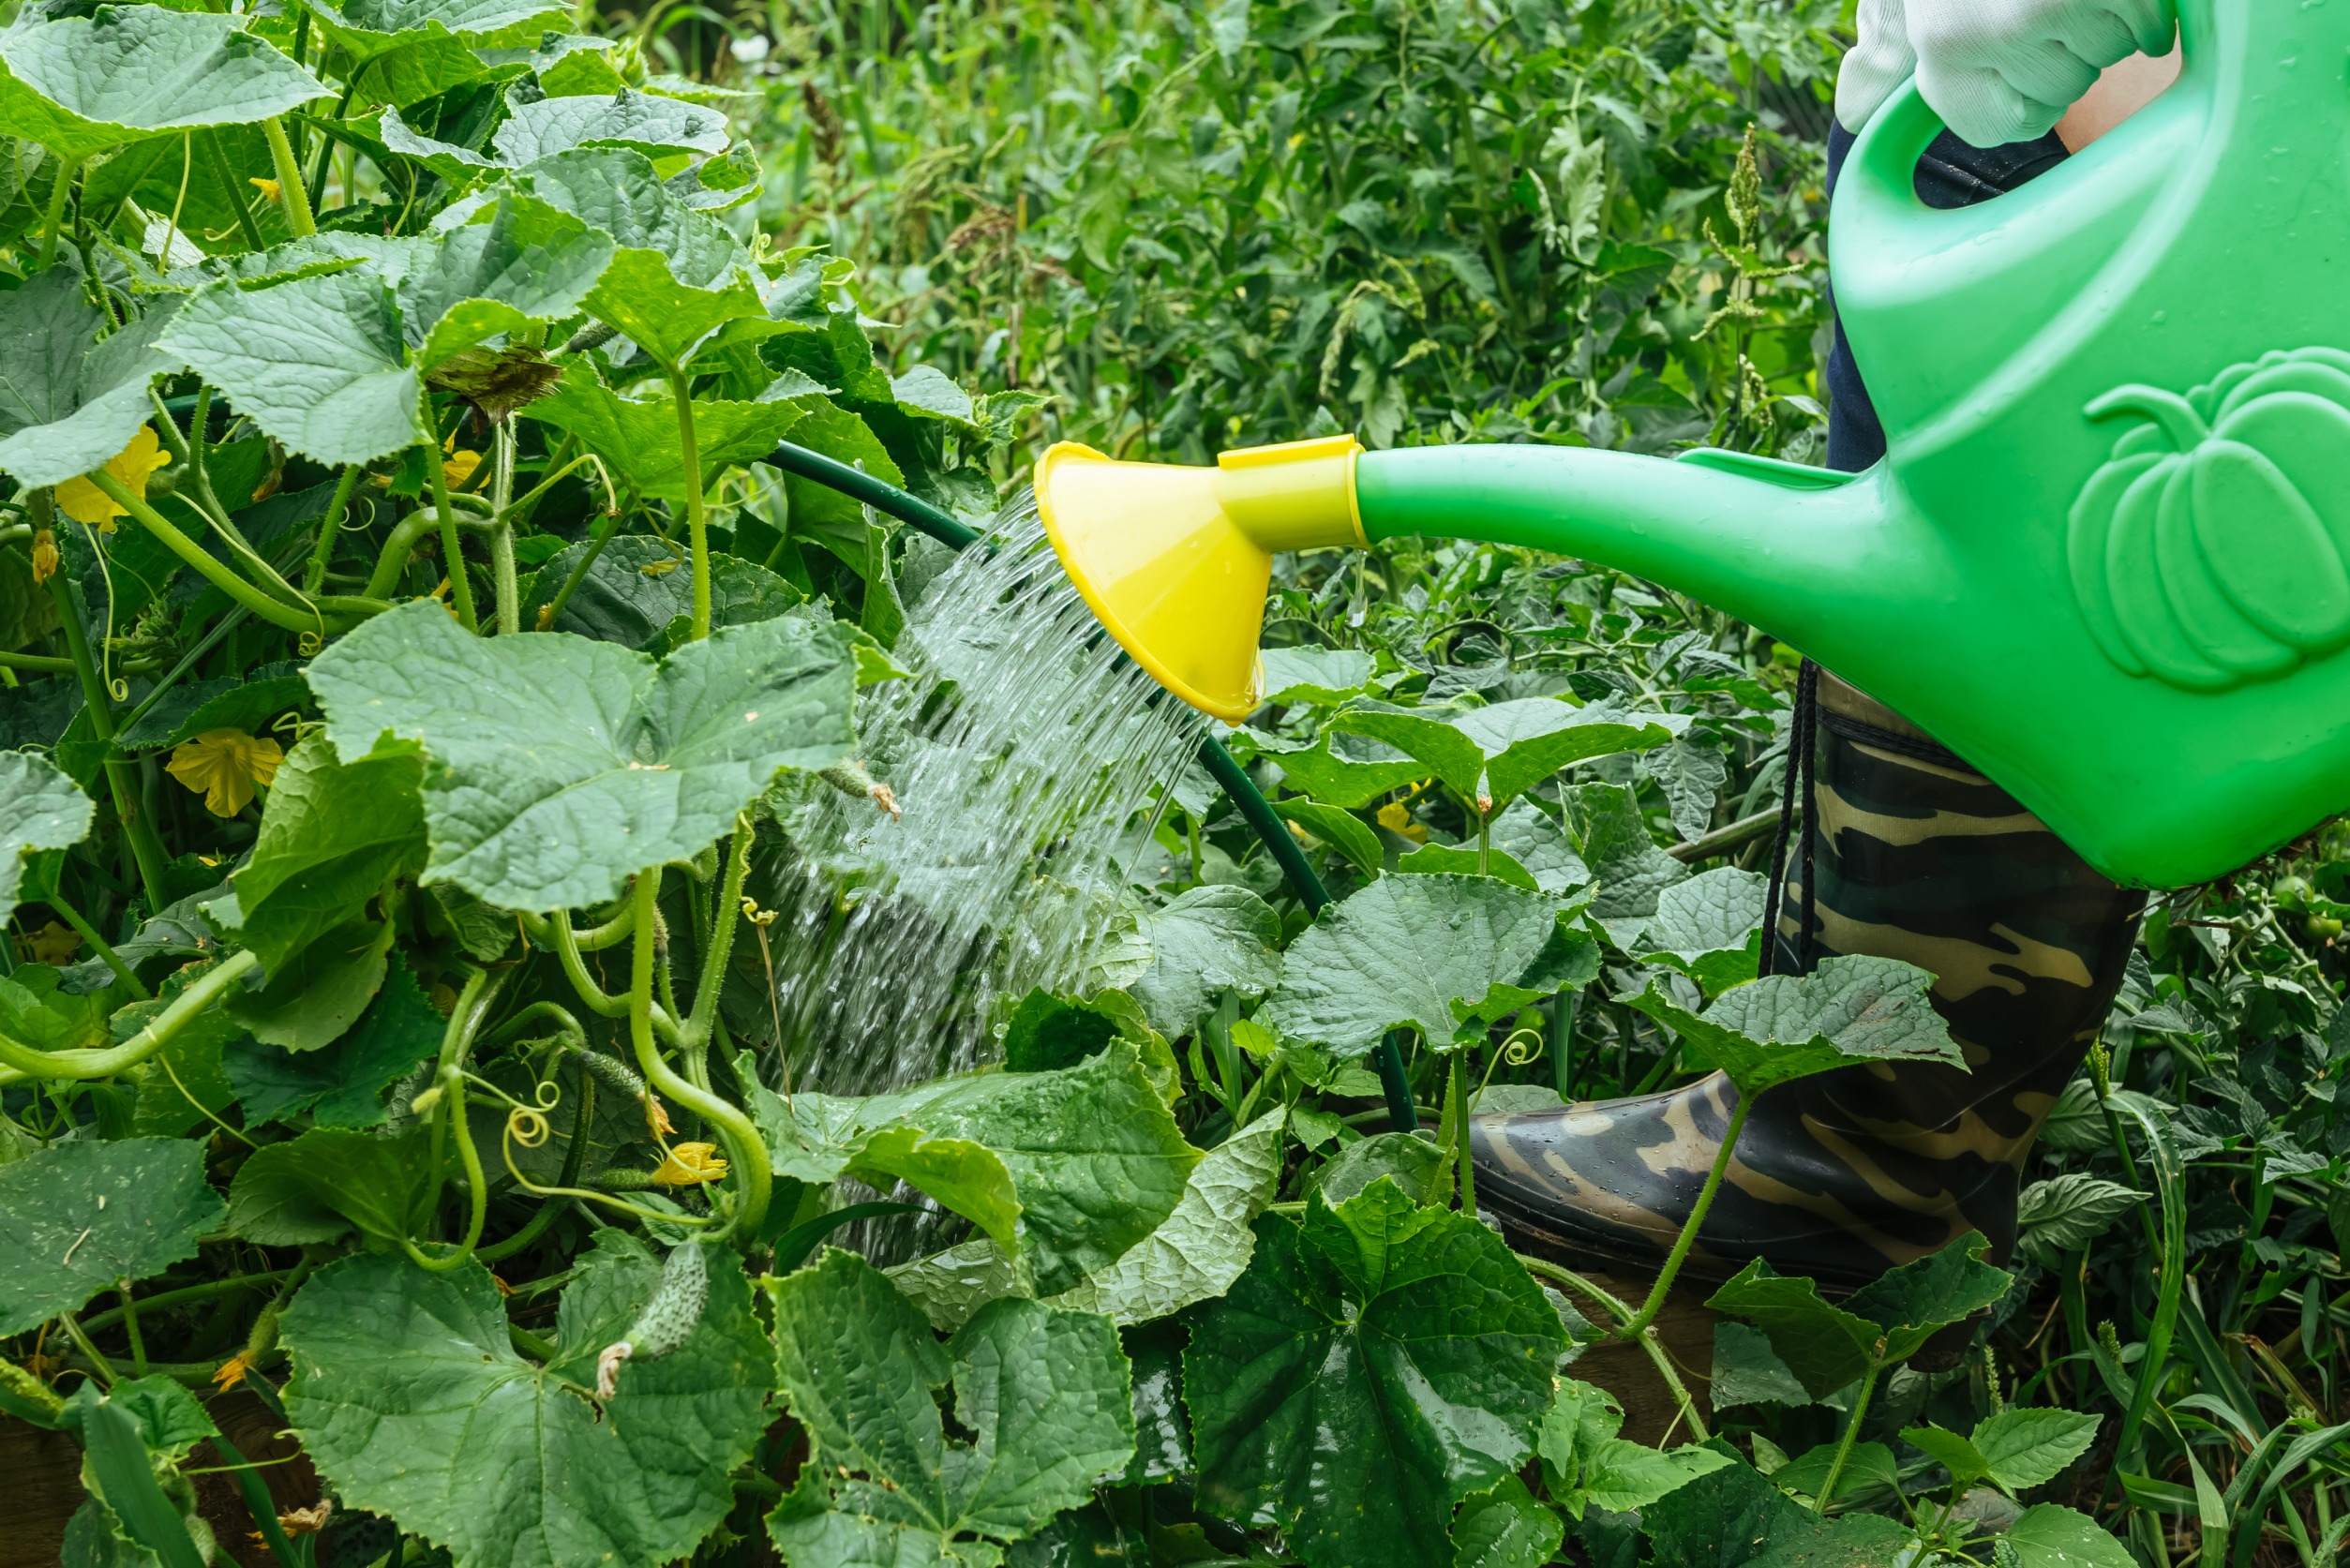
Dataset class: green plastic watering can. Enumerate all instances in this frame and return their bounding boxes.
[1034,0,2350,890]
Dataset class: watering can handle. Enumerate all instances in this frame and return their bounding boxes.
[1829,1,2210,446]
[1838,0,2208,222]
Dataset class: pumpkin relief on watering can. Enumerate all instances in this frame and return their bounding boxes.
[2069,348,2350,693]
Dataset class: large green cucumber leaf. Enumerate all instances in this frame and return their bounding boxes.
[1706,1235,2010,1398]
[520,536,801,650]
[0,273,182,488]
[0,7,328,160]
[1572,779,1689,943]
[1638,866,1768,995]
[1259,726,1422,808]
[223,958,443,1127]
[0,1139,225,1335]
[1637,1444,1914,1567]
[1044,1105,1282,1325]
[1255,873,1564,1055]
[1331,696,1686,807]
[519,359,805,500]
[1184,1179,1566,1568]
[492,88,729,165]
[1450,1476,1563,1568]
[514,147,746,285]
[398,193,615,371]
[766,1250,1134,1566]
[891,1107,1284,1333]
[745,1039,1200,1297]
[158,269,427,467]
[1624,953,1961,1095]
[306,599,855,911]
[1260,645,1374,704]
[584,246,767,371]
[1129,885,1281,1038]
[282,1235,770,1568]
[0,749,90,927]
[224,1123,436,1247]
[233,733,426,971]
[304,0,568,63]
[511,148,772,367]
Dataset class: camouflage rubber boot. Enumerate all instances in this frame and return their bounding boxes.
[1469,671,2147,1292]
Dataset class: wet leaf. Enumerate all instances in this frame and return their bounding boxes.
[767,1250,1134,1563]
[1185,1180,1565,1568]
[746,1040,1200,1297]
[1257,873,1563,1055]
[1130,886,1281,1038]
[1048,1106,1283,1325]
[1450,1475,1562,1568]
[1624,953,1961,1095]
[282,1235,770,1568]
[0,1139,224,1335]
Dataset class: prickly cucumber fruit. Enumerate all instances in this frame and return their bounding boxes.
[597,1241,709,1396]
[627,1240,708,1360]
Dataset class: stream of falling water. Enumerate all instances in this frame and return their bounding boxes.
[751,493,1203,1098]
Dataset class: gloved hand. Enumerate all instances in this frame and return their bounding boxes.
[1912,0,2175,146]
[1834,0,1917,136]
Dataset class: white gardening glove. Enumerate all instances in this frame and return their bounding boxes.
[1906,0,2176,147]
[1834,0,1917,134]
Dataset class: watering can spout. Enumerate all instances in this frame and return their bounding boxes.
[1035,435,1908,723]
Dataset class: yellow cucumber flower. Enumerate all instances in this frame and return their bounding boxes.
[650,1142,728,1186]
[1376,800,1428,843]
[442,433,482,491]
[56,425,169,530]
[16,921,81,964]
[167,728,284,816]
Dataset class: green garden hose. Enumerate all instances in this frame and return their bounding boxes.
[765,439,1418,1133]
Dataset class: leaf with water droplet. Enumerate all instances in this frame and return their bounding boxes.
[767,1250,1134,1564]
[1623,952,1962,1096]
[1255,874,1571,1055]
[1186,1179,1566,1568]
